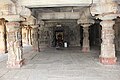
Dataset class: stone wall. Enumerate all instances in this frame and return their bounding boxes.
[68,25,80,46]
[38,22,81,48]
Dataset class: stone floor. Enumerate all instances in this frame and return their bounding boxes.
[0,45,120,80]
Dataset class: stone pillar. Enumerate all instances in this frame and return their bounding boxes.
[100,20,117,64]
[20,22,23,47]
[91,0,119,64]
[29,27,32,45]
[31,27,39,51]
[26,27,29,45]
[6,21,24,68]
[82,24,90,52]
[26,26,32,45]
[0,18,8,53]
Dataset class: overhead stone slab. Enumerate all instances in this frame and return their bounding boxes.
[20,0,99,7]
[0,15,25,22]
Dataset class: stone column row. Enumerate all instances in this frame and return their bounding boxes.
[81,20,117,64]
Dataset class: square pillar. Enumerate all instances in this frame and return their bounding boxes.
[6,22,24,68]
[100,20,117,64]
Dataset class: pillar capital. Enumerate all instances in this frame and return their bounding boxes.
[82,24,91,28]
[0,18,6,22]
[6,21,21,32]
[100,20,115,28]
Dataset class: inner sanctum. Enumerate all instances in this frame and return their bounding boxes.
[0,0,120,69]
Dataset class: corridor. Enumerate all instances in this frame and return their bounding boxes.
[0,45,120,80]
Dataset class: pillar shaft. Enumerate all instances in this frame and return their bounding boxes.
[0,18,7,53]
[82,24,90,52]
[31,28,39,51]
[6,22,24,68]
[29,27,32,45]
[26,27,32,45]
[26,28,29,45]
[100,20,117,64]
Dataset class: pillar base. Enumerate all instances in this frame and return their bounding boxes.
[7,59,25,68]
[82,47,90,52]
[99,57,117,65]
[0,49,8,53]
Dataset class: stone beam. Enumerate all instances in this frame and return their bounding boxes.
[44,20,77,23]
[20,0,99,8]
[38,12,82,20]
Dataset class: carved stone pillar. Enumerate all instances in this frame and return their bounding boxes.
[31,27,38,51]
[82,24,90,52]
[0,18,7,53]
[6,21,24,68]
[100,20,117,64]
[91,0,119,64]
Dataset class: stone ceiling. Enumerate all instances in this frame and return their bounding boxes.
[0,0,119,25]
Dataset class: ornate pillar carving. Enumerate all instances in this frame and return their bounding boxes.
[6,21,24,68]
[82,24,90,52]
[91,0,119,64]
[0,18,7,53]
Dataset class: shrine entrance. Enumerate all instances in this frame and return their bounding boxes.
[53,25,64,47]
